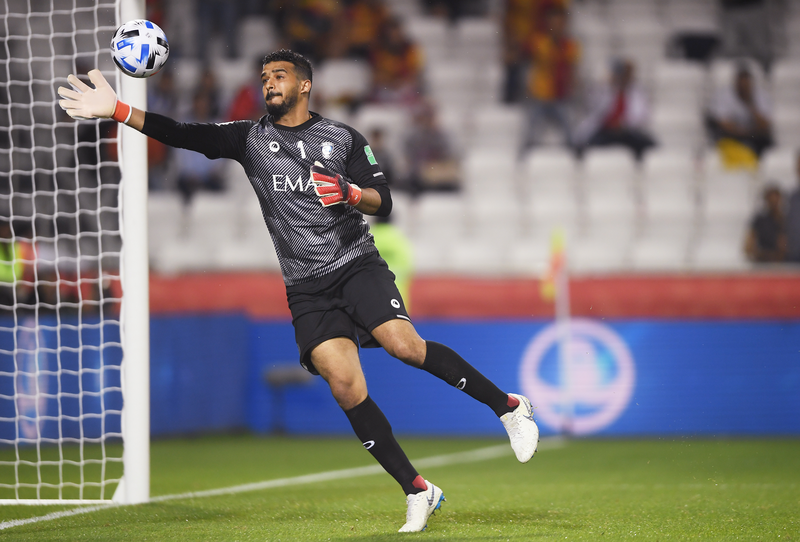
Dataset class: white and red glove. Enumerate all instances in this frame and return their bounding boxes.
[310,161,362,207]
[57,69,132,124]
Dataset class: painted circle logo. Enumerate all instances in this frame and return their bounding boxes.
[519,318,635,435]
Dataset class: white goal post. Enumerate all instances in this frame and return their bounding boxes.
[0,0,149,504]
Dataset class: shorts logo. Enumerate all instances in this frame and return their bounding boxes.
[364,145,377,165]
[362,440,375,450]
[519,318,636,435]
[456,378,467,390]
[390,299,400,309]
[321,141,334,159]
[269,141,280,152]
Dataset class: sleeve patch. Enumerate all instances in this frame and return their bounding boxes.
[364,145,378,166]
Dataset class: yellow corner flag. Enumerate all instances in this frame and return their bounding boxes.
[540,228,566,302]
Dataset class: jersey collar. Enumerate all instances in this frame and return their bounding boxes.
[266,111,322,132]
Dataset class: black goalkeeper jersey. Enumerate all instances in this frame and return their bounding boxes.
[142,112,389,285]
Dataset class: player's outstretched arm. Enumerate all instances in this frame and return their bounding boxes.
[57,69,146,130]
[58,69,247,162]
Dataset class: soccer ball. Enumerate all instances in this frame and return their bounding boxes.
[110,19,169,78]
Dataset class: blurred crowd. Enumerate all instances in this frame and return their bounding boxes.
[2,0,798,317]
[142,0,794,194]
[144,0,474,197]
[136,0,799,267]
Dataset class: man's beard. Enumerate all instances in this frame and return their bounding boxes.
[265,88,299,119]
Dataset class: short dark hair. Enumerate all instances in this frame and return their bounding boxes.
[262,49,313,83]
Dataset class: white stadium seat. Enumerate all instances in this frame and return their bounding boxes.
[689,219,750,270]
[449,235,512,275]
[237,17,278,65]
[411,236,453,274]
[642,176,696,222]
[471,106,524,151]
[583,148,639,184]
[771,61,800,109]
[523,149,579,185]
[630,219,692,270]
[651,105,704,149]
[217,225,280,271]
[315,59,372,103]
[759,148,797,192]
[462,150,517,197]
[773,108,800,148]
[410,193,467,240]
[148,192,185,255]
[701,172,755,221]
[186,193,240,246]
[652,61,706,110]
[508,235,555,276]
[582,149,639,225]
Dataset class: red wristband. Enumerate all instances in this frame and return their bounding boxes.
[111,100,132,124]
[347,184,362,206]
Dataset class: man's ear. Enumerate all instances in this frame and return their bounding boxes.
[300,79,312,96]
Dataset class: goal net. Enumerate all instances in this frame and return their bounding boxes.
[0,0,149,504]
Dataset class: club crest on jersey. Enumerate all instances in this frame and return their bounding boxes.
[321,141,334,159]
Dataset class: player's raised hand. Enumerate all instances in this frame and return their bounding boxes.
[57,69,118,120]
[311,161,362,207]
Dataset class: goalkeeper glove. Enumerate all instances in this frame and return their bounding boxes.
[310,161,362,207]
[57,69,132,123]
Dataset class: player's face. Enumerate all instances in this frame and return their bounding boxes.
[261,61,305,118]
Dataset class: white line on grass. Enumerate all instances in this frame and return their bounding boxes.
[0,437,563,531]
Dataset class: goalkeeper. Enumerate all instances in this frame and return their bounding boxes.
[58,50,539,533]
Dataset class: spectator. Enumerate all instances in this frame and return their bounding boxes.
[404,105,460,195]
[282,1,341,62]
[423,0,476,23]
[175,92,225,203]
[148,70,177,190]
[785,152,800,262]
[745,185,786,263]
[340,0,389,59]
[227,58,267,122]
[196,68,222,120]
[368,18,423,105]
[707,66,773,167]
[502,0,570,103]
[370,214,414,310]
[195,0,239,60]
[575,59,656,161]
[720,0,773,72]
[520,5,580,154]
[0,220,23,312]
[368,128,396,186]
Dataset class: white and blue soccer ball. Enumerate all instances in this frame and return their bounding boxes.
[110,19,169,78]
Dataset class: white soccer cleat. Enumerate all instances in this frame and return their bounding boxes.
[500,393,539,463]
[398,480,445,533]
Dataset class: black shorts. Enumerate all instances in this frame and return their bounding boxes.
[286,251,411,375]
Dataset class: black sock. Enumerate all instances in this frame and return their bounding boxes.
[421,341,517,417]
[344,395,425,495]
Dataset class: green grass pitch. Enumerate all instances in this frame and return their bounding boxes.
[1,436,798,540]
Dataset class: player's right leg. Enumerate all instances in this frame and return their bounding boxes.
[310,337,445,532]
[371,320,539,463]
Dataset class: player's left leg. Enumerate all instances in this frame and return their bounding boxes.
[310,336,446,532]
[371,319,539,462]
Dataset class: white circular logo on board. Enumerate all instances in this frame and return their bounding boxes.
[519,318,635,435]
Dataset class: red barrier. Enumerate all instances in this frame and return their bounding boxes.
[149,272,800,319]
